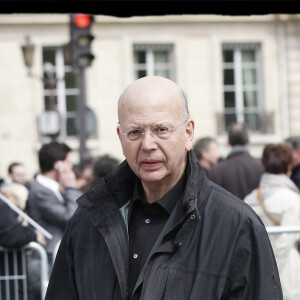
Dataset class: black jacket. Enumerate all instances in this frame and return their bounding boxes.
[45,151,282,300]
[291,164,300,191]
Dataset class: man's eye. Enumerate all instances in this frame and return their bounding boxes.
[154,127,169,134]
[128,129,142,136]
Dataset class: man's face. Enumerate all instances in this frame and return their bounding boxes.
[292,149,300,167]
[206,141,219,168]
[10,165,26,185]
[117,77,194,191]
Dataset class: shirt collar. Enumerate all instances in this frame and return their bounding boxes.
[132,167,187,215]
[36,174,64,202]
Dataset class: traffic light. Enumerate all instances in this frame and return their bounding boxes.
[70,14,95,69]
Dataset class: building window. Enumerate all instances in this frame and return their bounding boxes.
[133,44,175,80]
[42,47,80,137]
[220,43,271,133]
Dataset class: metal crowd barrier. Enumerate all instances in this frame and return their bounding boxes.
[266,225,300,254]
[0,242,48,300]
[51,241,61,267]
[266,225,300,235]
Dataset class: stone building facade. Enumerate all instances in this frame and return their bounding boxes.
[0,13,300,179]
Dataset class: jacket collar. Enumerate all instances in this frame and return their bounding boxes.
[77,150,210,226]
[227,145,249,159]
[183,150,210,217]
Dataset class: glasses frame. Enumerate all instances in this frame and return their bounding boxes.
[118,117,189,142]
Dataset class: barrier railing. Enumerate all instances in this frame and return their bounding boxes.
[266,225,300,235]
[52,241,61,267]
[0,242,48,300]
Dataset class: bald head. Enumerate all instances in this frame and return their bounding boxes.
[116,76,194,199]
[118,76,189,124]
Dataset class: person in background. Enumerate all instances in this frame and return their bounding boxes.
[81,162,94,191]
[45,76,282,300]
[1,183,29,225]
[92,154,120,184]
[4,162,31,190]
[74,155,120,192]
[73,157,97,193]
[26,141,81,266]
[244,143,300,300]
[73,163,92,193]
[0,187,45,248]
[285,135,300,190]
[73,164,86,192]
[0,186,46,300]
[208,122,264,199]
[192,137,219,175]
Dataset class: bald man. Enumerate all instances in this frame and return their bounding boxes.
[46,76,282,300]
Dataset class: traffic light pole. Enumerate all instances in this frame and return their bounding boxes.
[78,67,89,169]
[69,14,95,169]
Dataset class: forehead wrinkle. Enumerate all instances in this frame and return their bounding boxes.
[120,111,171,128]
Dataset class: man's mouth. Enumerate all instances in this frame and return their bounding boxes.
[140,160,162,169]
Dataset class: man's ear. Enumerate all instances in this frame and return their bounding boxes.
[185,119,194,151]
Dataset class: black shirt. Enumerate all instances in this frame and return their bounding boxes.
[127,170,187,297]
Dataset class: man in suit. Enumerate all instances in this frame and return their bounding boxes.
[26,141,81,265]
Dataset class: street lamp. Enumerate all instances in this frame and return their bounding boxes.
[21,36,61,139]
[21,36,35,76]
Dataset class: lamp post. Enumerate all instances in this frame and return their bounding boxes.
[21,36,61,139]
[21,36,35,77]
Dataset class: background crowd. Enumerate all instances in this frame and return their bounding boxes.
[193,122,300,300]
[1,122,300,299]
[0,145,120,300]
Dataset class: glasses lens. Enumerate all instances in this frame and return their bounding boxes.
[152,127,170,139]
[127,129,143,141]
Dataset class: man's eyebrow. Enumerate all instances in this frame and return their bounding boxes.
[122,120,171,128]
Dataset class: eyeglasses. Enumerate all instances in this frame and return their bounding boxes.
[118,118,189,142]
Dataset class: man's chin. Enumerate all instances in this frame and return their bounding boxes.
[139,171,165,184]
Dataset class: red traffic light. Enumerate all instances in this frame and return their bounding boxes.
[70,14,95,69]
[74,14,91,29]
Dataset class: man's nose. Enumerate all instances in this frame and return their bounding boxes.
[141,131,157,150]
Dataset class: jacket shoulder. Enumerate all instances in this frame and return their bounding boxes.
[28,181,52,197]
